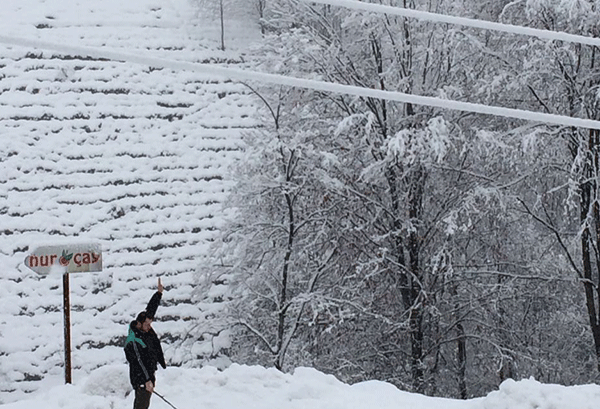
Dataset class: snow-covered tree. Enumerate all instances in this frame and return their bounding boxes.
[498,0,600,373]
[206,48,350,369]
[198,0,600,398]
[234,0,503,394]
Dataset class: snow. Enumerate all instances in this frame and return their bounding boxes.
[1,364,600,409]
[0,0,261,403]
[304,0,600,47]
[3,5,600,129]
[1,0,600,408]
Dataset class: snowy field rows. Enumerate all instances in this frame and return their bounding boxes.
[0,0,261,402]
[2,0,600,408]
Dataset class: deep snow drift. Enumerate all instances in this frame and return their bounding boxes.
[1,364,600,409]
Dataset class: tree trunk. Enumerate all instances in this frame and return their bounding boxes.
[407,163,425,392]
[580,129,600,372]
[387,161,425,392]
[275,152,297,371]
[456,322,467,399]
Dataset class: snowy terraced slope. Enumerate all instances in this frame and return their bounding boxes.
[0,0,261,402]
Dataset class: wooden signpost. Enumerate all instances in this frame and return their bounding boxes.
[24,242,103,384]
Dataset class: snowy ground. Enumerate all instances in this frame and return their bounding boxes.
[2,0,600,407]
[1,364,600,409]
[0,0,261,403]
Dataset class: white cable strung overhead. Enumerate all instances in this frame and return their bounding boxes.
[303,0,600,47]
[1,34,600,130]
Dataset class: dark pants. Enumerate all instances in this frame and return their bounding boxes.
[133,386,152,409]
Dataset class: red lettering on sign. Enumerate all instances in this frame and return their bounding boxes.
[25,243,102,275]
[40,255,51,267]
[74,252,101,267]
[29,255,39,267]
[28,254,59,267]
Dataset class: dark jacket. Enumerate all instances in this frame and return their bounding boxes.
[124,291,166,388]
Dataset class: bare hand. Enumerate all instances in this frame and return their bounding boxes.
[158,277,163,294]
[145,380,154,393]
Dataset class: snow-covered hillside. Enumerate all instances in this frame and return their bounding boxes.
[0,0,261,403]
[3,1,600,408]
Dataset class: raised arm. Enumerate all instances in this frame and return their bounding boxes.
[145,278,163,319]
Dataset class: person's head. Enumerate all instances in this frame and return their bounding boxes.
[135,311,153,333]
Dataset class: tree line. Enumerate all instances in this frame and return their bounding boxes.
[192,0,600,399]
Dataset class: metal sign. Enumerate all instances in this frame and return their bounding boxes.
[24,241,103,384]
[24,242,102,275]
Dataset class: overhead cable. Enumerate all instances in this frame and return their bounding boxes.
[303,0,600,47]
[1,34,600,130]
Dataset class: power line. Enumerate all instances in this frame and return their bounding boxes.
[1,34,600,130]
[303,0,600,47]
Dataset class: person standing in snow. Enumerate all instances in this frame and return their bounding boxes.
[124,278,167,409]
